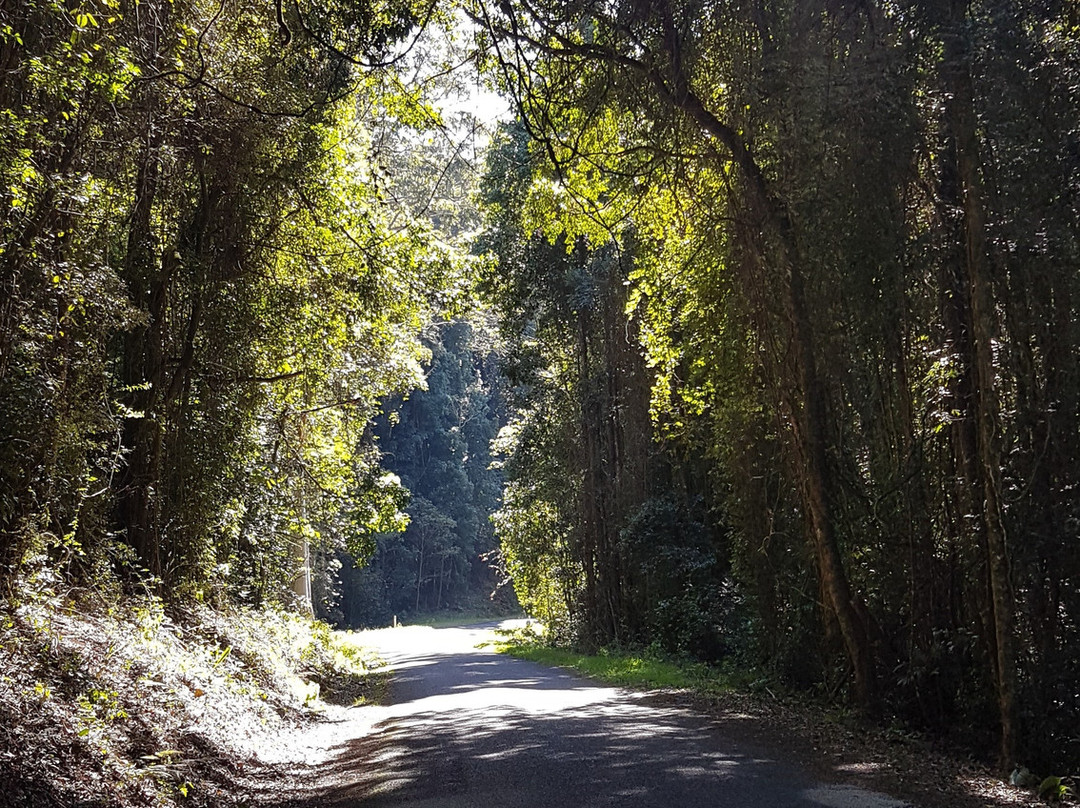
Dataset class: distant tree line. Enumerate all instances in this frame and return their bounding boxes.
[473,0,1080,773]
[329,318,511,627]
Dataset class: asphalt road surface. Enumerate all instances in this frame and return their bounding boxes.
[308,621,913,808]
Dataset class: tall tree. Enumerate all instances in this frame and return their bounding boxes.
[338,319,505,625]
[476,0,878,705]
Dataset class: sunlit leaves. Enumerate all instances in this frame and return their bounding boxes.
[0,0,463,606]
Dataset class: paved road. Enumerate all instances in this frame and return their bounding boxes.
[306,622,912,808]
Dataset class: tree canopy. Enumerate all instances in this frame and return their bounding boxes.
[0,0,456,607]
[4,0,1080,778]
[470,0,1080,773]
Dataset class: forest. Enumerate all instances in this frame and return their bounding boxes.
[2,0,1079,786]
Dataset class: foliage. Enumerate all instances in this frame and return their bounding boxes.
[619,497,728,661]
[1039,776,1073,804]
[473,0,1080,772]
[0,0,460,611]
[8,0,1080,781]
[338,317,509,627]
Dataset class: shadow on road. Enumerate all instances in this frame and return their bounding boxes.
[266,627,908,808]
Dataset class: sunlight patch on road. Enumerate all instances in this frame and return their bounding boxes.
[670,761,739,777]
[382,683,622,718]
[833,761,885,773]
[388,658,439,672]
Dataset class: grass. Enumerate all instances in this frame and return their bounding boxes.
[493,627,753,695]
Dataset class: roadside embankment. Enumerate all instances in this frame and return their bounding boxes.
[0,576,384,808]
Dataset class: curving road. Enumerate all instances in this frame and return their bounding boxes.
[301,621,913,808]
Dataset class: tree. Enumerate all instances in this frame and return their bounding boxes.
[476,0,878,705]
[472,0,1080,768]
[336,318,506,625]
[479,123,679,648]
[0,0,448,612]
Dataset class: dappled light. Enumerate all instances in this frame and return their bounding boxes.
[4,0,1080,801]
[265,626,914,808]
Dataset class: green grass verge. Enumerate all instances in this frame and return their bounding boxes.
[495,634,751,695]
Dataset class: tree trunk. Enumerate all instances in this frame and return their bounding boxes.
[938,0,1019,767]
[416,535,425,613]
[116,122,165,578]
[577,297,601,647]
[437,554,445,608]
[785,255,877,710]
[640,7,878,709]
[291,536,312,615]
[115,0,174,580]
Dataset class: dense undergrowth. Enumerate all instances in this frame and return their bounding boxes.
[0,562,384,808]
